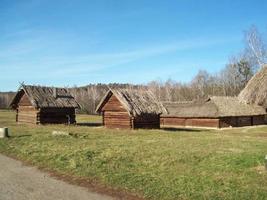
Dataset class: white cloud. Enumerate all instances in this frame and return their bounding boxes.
[0,28,238,81]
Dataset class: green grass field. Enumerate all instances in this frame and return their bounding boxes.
[0,110,266,199]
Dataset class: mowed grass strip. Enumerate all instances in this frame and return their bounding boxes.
[0,110,266,199]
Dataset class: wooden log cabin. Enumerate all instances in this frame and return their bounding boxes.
[96,88,167,129]
[9,84,80,124]
[161,96,267,128]
[162,65,267,129]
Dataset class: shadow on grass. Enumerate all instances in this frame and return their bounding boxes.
[76,122,102,127]
[162,127,206,132]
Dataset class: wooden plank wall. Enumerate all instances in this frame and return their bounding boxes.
[18,93,32,106]
[161,117,186,126]
[252,115,266,125]
[220,115,266,128]
[17,93,39,124]
[102,95,127,112]
[220,116,250,127]
[101,94,161,129]
[186,118,219,128]
[162,116,266,128]
[17,106,39,124]
[102,94,132,129]
[104,111,131,129]
[161,117,220,128]
[219,117,238,128]
[237,117,252,127]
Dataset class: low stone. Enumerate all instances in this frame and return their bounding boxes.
[0,128,8,138]
[52,131,70,136]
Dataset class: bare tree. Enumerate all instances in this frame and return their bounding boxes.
[0,92,15,109]
[244,25,267,67]
[164,79,174,102]
[89,86,100,114]
[147,80,161,100]
[190,70,210,99]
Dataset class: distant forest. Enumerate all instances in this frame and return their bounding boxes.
[0,66,259,114]
[0,92,15,110]
[0,65,256,114]
[1,25,266,114]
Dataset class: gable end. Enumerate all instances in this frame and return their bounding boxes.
[102,94,129,113]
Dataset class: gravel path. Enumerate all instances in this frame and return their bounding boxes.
[0,154,114,200]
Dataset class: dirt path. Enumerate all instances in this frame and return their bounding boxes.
[0,154,114,200]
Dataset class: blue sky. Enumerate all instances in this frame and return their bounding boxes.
[1,0,267,91]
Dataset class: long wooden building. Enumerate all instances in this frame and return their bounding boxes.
[96,88,167,129]
[10,84,80,124]
[161,96,266,128]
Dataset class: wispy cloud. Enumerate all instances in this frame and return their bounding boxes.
[47,36,237,75]
[0,28,238,84]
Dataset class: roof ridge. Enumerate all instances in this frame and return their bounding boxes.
[10,84,79,109]
[96,88,167,116]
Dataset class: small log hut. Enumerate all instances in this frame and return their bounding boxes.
[9,84,80,124]
[96,88,167,129]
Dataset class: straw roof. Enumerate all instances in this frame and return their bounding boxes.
[163,96,266,118]
[10,84,80,109]
[96,88,167,116]
[238,65,267,108]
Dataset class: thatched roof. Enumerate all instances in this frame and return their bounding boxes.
[163,96,266,118]
[96,88,167,116]
[238,65,267,108]
[10,84,80,109]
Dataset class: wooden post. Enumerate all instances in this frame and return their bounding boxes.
[0,128,8,138]
[66,115,70,125]
[16,109,18,122]
[102,112,105,126]
[158,114,160,129]
[265,155,267,170]
[131,117,135,129]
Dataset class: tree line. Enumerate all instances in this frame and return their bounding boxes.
[0,25,266,114]
[66,25,267,113]
[0,92,15,109]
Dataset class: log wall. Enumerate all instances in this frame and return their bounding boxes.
[161,117,220,128]
[17,107,39,124]
[102,95,126,112]
[252,115,266,125]
[16,93,76,125]
[102,94,132,129]
[18,93,32,106]
[220,115,266,128]
[219,117,238,128]
[160,117,186,126]
[185,118,219,128]
[17,93,39,124]
[101,94,161,129]
[162,115,266,128]
[104,111,131,129]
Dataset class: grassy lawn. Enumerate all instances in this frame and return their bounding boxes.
[76,113,102,123]
[0,110,266,199]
